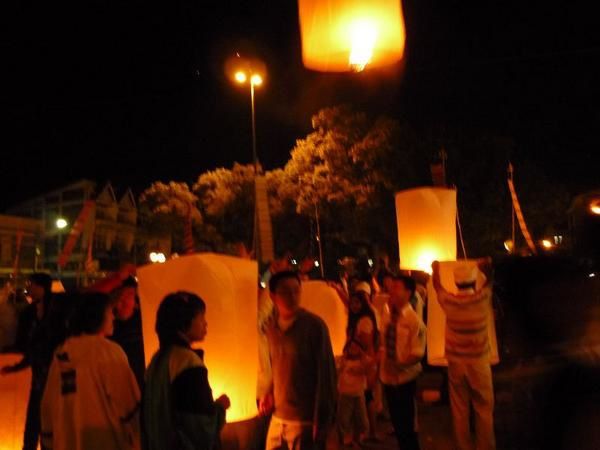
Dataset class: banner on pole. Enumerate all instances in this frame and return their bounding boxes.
[58,201,95,269]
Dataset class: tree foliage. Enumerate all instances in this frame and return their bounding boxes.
[138,105,570,263]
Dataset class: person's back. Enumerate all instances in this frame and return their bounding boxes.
[437,286,491,361]
[42,334,141,450]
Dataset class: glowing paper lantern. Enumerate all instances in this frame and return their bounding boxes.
[137,253,258,422]
[426,260,500,366]
[298,0,406,72]
[299,281,348,355]
[0,354,30,450]
[395,187,457,274]
[258,280,347,356]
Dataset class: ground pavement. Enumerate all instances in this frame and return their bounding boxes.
[327,370,455,450]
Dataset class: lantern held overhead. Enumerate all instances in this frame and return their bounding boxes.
[395,188,457,274]
[298,0,406,72]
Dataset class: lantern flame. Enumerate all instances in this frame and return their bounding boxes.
[416,249,439,275]
[348,20,377,71]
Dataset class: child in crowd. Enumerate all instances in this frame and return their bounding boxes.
[337,339,374,448]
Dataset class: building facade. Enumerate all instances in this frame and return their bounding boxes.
[7,180,170,288]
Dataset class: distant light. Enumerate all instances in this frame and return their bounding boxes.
[553,235,563,245]
[314,260,320,268]
[503,239,514,253]
[541,239,553,249]
[250,74,263,86]
[291,259,298,265]
[260,281,267,288]
[234,71,247,83]
[149,252,166,263]
[56,218,68,229]
[589,273,596,278]
[590,204,600,215]
[367,258,374,267]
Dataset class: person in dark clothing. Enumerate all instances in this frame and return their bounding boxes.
[0,273,60,450]
[143,291,230,450]
[86,265,146,387]
[110,276,146,388]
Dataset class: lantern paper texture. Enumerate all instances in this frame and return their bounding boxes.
[258,280,347,356]
[137,253,258,422]
[396,188,457,273]
[298,0,406,72]
[426,260,500,366]
[0,354,30,450]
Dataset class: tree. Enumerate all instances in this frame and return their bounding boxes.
[138,181,201,252]
[277,105,429,258]
[193,163,257,248]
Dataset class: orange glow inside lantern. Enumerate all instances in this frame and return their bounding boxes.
[298,0,406,72]
[395,188,457,273]
[138,253,258,422]
[0,355,30,450]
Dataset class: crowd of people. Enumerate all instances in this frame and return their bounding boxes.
[0,254,496,450]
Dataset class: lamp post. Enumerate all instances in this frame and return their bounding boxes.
[229,57,271,262]
[56,217,68,275]
[234,70,263,174]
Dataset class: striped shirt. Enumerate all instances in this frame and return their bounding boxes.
[437,287,492,361]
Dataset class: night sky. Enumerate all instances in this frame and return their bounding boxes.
[2,0,599,210]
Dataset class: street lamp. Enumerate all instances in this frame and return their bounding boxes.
[56,217,68,275]
[226,55,273,263]
[233,68,264,174]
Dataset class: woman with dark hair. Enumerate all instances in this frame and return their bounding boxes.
[1,272,58,450]
[143,291,230,450]
[41,292,141,450]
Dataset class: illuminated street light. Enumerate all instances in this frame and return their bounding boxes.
[234,71,247,83]
[227,60,265,173]
[503,239,514,253]
[56,218,68,229]
[590,200,600,215]
[226,55,271,263]
[250,74,263,86]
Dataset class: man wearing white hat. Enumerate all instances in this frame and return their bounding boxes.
[432,258,495,450]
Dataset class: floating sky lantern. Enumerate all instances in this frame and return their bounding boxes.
[298,0,406,72]
[395,187,457,274]
[137,253,258,422]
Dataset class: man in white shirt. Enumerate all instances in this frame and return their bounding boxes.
[379,275,426,450]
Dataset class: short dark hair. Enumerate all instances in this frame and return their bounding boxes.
[69,293,114,335]
[269,270,301,292]
[29,272,52,293]
[393,275,416,297]
[155,291,206,348]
